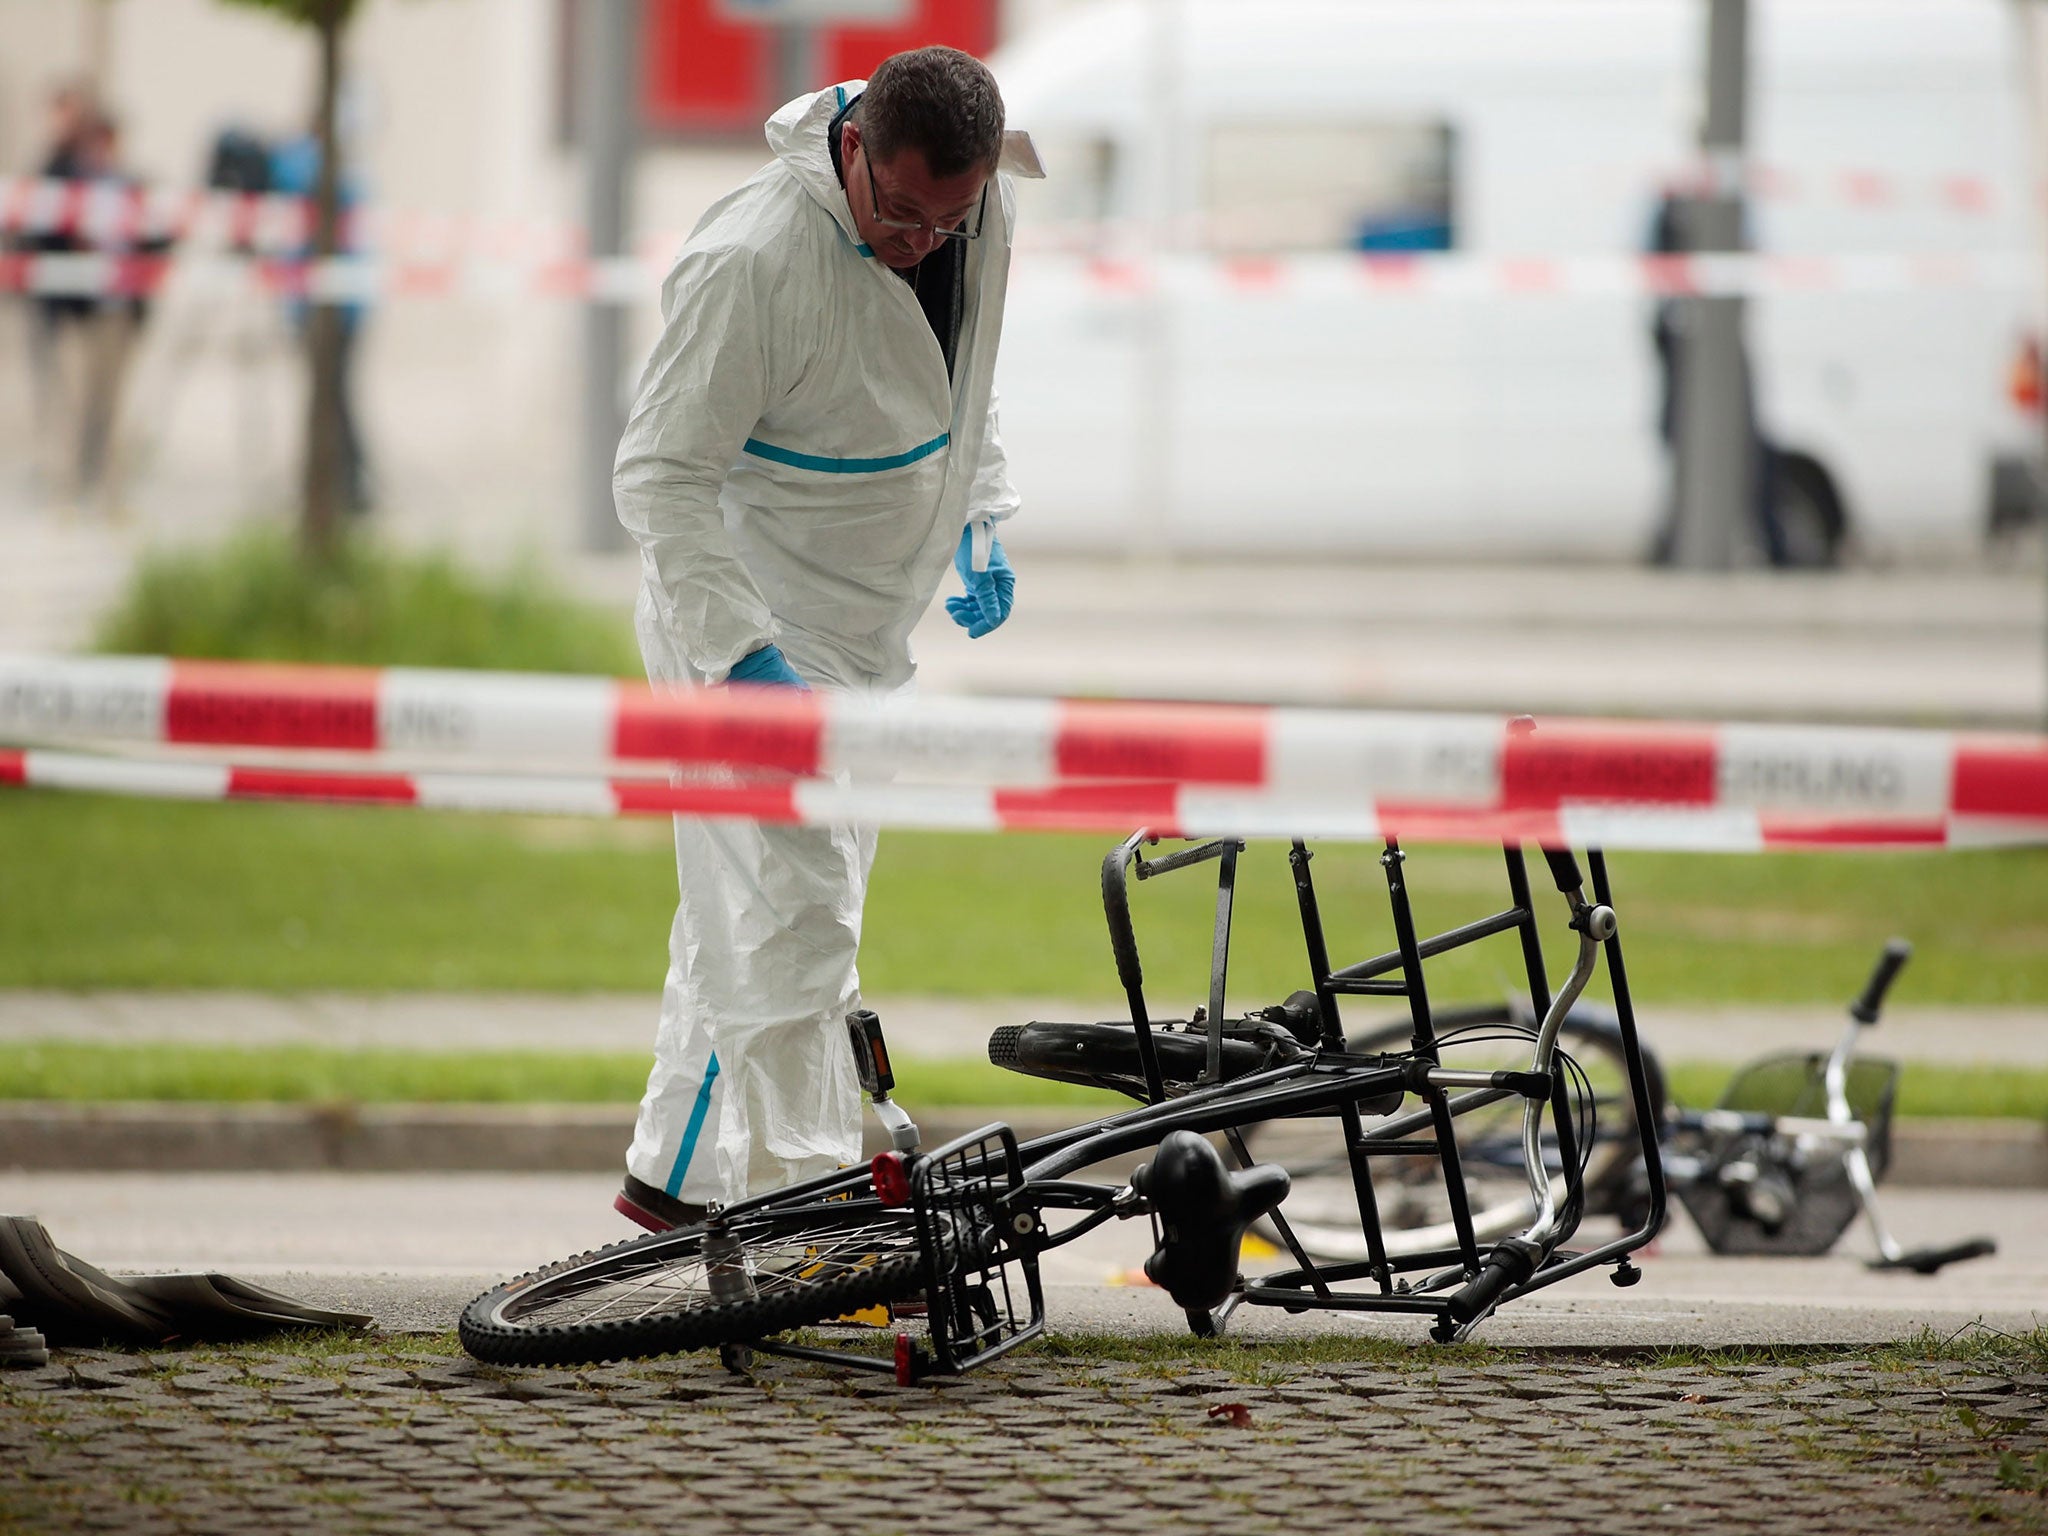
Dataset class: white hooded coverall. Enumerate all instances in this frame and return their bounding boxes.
[613,83,1023,1208]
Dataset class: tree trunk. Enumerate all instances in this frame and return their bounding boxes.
[302,0,346,564]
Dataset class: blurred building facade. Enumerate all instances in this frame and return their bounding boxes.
[0,0,2043,569]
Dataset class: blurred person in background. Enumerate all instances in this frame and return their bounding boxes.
[69,112,155,515]
[22,81,97,504]
[20,83,154,515]
[612,46,1030,1231]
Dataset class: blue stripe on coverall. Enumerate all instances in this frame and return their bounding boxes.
[665,1053,722,1197]
[741,433,950,475]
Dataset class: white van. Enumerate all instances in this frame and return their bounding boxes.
[988,0,2042,563]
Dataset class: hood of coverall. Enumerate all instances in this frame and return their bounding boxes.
[764,83,872,258]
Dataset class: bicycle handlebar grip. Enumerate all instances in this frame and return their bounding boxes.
[1850,938,1913,1025]
[1445,1237,1544,1325]
[1539,845,1583,895]
[1445,1262,1520,1326]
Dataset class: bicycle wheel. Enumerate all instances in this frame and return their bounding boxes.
[1245,1004,1663,1264]
[460,1203,983,1367]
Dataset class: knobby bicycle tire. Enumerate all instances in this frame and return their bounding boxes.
[460,1204,988,1367]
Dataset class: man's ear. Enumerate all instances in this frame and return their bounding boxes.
[840,118,861,159]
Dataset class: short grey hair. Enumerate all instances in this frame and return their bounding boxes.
[857,46,1004,178]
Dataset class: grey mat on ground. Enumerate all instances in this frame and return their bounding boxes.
[0,1214,369,1347]
[123,1272,370,1335]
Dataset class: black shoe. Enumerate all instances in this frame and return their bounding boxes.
[616,1174,709,1234]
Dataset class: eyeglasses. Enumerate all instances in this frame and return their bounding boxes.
[862,144,987,242]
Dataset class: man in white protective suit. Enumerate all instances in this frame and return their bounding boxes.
[612,47,1034,1231]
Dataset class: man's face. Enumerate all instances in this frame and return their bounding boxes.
[842,120,989,271]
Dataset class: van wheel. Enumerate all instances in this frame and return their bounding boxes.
[1769,452,1846,568]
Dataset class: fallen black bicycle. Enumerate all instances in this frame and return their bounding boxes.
[463,831,1667,1382]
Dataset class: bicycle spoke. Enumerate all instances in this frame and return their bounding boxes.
[504,1214,925,1330]
[515,1254,714,1327]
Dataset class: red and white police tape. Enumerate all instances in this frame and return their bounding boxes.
[3,654,2046,850]
[4,744,2043,851]
[0,248,2028,306]
[0,161,2006,252]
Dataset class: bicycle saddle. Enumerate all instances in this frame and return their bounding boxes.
[1132,1130,1291,1312]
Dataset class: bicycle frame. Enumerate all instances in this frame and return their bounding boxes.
[714,833,1668,1377]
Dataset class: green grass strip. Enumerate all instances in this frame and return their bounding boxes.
[2,1043,2039,1119]
[33,1323,2048,1385]
[4,795,2048,1002]
[0,1044,1103,1110]
[1662,1061,2048,1124]
[1030,1322,2048,1375]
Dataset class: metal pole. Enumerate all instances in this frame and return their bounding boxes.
[1132,0,1181,566]
[578,0,637,552]
[1669,0,1754,570]
[774,24,821,102]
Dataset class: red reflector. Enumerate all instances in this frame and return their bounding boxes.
[871,1151,911,1208]
[894,1332,916,1387]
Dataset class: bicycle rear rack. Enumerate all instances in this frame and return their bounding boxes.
[736,1123,1047,1386]
[904,1123,1046,1382]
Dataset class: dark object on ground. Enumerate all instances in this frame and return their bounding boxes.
[0,1214,370,1347]
[0,1215,175,1343]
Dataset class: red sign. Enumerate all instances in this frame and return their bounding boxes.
[642,0,999,136]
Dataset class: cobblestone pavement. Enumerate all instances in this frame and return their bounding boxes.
[2,1333,2044,1534]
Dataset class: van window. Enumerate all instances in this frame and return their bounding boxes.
[1013,135,1125,246]
[1203,121,1456,254]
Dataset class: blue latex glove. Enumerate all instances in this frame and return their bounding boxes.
[724,644,809,690]
[946,525,1016,639]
